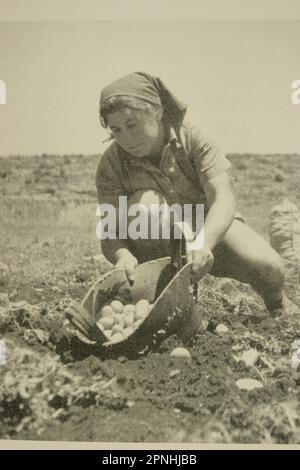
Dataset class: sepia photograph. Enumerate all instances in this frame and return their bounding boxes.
[0,0,300,448]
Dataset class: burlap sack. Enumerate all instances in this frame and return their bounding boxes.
[269,199,300,304]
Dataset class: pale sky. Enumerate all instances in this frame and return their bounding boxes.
[0,19,299,156]
[1,0,300,21]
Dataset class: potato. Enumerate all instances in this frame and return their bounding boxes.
[123,304,136,314]
[100,305,114,317]
[124,313,134,327]
[114,313,125,328]
[110,300,124,313]
[111,332,124,343]
[170,347,191,367]
[135,310,145,320]
[123,326,134,337]
[135,299,150,320]
[112,324,124,334]
[170,347,191,361]
[136,299,150,310]
[98,316,114,330]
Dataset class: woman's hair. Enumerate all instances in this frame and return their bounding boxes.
[100,95,162,128]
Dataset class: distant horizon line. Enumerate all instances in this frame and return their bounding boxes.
[1,152,300,158]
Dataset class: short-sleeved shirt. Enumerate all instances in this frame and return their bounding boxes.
[95,118,231,211]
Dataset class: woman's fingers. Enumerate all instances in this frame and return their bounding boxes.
[190,248,214,283]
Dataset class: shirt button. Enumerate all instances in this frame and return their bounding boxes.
[169,166,175,174]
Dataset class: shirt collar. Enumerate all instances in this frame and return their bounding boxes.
[167,124,182,149]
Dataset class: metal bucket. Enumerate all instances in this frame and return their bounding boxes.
[65,223,205,350]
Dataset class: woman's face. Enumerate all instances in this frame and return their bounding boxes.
[106,106,165,158]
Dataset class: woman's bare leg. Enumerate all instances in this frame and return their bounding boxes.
[211,219,285,311]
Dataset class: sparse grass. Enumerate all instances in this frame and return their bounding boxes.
[0,197,104,303]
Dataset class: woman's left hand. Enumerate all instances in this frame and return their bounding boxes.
[186,245,214,284]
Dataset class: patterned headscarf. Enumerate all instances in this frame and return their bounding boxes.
[100,71,187,127]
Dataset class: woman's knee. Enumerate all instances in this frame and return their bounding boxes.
[251,250,285,290]
[220,221,284,286]
[127,189,171,262]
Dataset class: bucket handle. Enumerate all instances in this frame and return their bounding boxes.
[170,221,202,297]
[170,221,200,268]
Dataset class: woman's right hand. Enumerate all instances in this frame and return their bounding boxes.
[115,248,138,284]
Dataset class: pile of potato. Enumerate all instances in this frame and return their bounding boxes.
[96,299,153,343]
